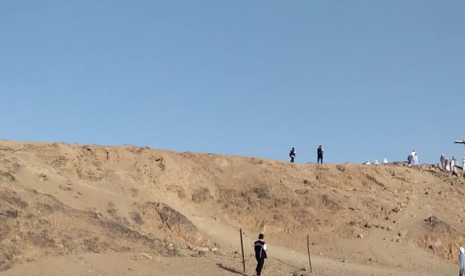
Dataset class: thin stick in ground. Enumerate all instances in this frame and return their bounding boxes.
[240,228,246,274]
[307,234,313,273]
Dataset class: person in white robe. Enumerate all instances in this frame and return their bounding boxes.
[413,153,419,166]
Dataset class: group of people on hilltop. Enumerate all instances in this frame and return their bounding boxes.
[440,154,464,176]
[407,151,465,176]
[407,150,419,166]
[289,145,324,164]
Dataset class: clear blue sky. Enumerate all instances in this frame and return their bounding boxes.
[1,1,464,164]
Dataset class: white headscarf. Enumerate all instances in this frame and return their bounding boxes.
[459,247,464,254]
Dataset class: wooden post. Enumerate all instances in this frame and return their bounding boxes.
[307,234,313,273]
[240,229,246,274]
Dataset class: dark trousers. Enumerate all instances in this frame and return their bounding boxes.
[255,257,265,275]
[318,155,323,164]
[290,156,295,163]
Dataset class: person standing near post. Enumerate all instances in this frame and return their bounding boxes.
[289,147,296,163]
[253,234,267,276]
[317,145,324,164]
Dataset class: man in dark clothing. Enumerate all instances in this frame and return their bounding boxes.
[289,147,296,163]
[317,145,324,164]
[254,234,267,276]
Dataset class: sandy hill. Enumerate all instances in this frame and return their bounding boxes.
[0,140,464,276]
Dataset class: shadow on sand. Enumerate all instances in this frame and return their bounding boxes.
[272,256,300,270]
[216,263,247,275]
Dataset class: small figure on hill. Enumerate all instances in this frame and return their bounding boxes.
[374,159,379,165]
[452,157,458,176]
[289,147,296,163]
[459,247,465,276]
[413,152,419,166]
[407,151,415,165]
[463,157,465,171]
[440,154,445,169]
[382,158,388,164]
[253,233,267,276]
[445,158,451,171]
[317,145,324,164]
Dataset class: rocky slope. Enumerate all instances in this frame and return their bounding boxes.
[0,140,464,275]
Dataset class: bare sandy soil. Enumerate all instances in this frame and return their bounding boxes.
[0,140,464,275]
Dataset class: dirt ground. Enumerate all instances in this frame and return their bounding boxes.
[0,140,464,275]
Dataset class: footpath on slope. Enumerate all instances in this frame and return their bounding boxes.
[183,204,457,276]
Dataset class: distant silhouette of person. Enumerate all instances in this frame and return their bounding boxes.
[289,147,296,163]
[254,234,267,276]
[440,154,445,169]
[408,150,415,165]
[317,145,324,164]
[413,152,419,166]
[452,157,458,176]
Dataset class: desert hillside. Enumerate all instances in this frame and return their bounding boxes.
[0,140,464,275]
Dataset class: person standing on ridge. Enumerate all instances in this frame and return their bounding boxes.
[451,157,456,172]
[408,150,415,166]
[253,234,267,276]
[445,158,450,171]
[289,147,296,163]
[440,154,445,169]
[413,152,419,166]
[317,145,324,164]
